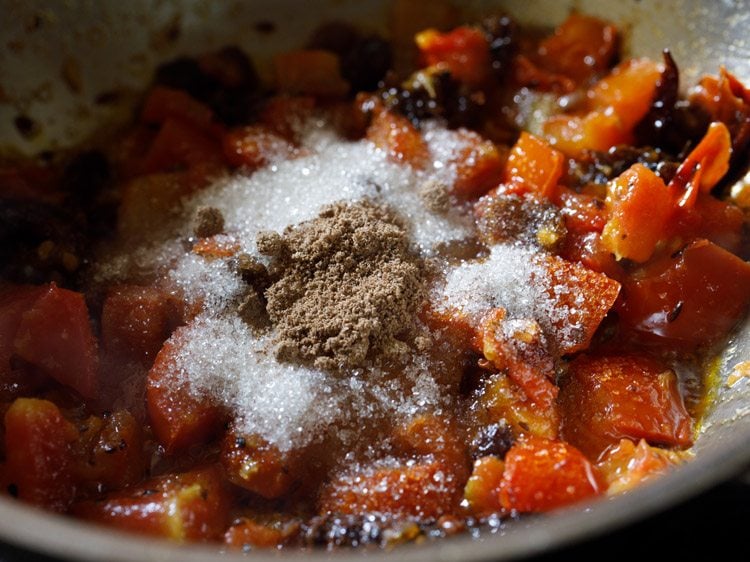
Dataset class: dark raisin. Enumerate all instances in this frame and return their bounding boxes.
[471,422,515,460]
[341,36,393,92]
[481,15,517,80]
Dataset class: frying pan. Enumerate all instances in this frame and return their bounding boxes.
[0,1,749,560]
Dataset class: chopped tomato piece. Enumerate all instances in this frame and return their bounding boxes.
[480,308,558,410]
[463,455,505,516]
[560,354,693,459]
[691,67,750,155]
[0,284,45,377]
[366,108,429,168]
[222,125,298,170]
[192,235,242,260]
[669,193,746,256]
[503,132,564,199]
[72,410,146,494]
[478,373,560,440]
[601,163,674,262]
[538,253,621,354]
[224,518,299,549]
[416,26,490,87]
[588,58,663,131]
[418,305,481,353]
[537,14,617,83]
[555,187,607,234]
[141,86,221,137]
[392,415,468,471]
[4,398,78,511]
[558,231,624,280]
[101,285,173,366]
[499,436,601,513]
[259,95,316,142]
[545,59,662,155]
[146,327,225,454]
[221,430,302,499]
[597,438,683,495]
[73,465,230,542]
[319,459,462,519]
[141,118,225,184]
[618,239,750,349]
[13,283,99,398]
[450,130,506,199]
[273,50,350,97]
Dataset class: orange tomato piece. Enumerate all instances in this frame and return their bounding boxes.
[72,410,146,494]
[601,163,675,262]
[13,283,99,398]
[224,518,299,549]
[141,86,221,137]
[560,354,693,459]
[415,26,490,87]
[192,235,242,260]
[73,465,230,542]
[0,284,46,377]
[463,455,505,516]
[101,285,173,366]
[366,108,429,168]
[273,50,349,97]
[480,308,558,410]
[221,430,301,499]
[538,253,621,355]
[141,118,226,184]
[503,132,564,199]
[222,125,298,170]
[259,95,316,142]
[499,436,601,513]
[537,14,617,83]
[618,238,750,349]
[478,373,560,440]
[146,327,225,454]
[451,130,506,199]
[319,459,462,519]
[4,398,78,511]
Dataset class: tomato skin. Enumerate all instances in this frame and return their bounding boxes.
[72,465,231,542]
[597,438,681,495]
[618,239,750,349]
[146,328,225,454]
[560,354,693,459]
[12,283,99,398]
[3,398,78,511]
[499,436,602,513]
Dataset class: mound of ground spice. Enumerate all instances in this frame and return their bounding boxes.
[258,200,427,371]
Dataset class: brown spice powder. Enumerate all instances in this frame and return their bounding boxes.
[259,200,427,371]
